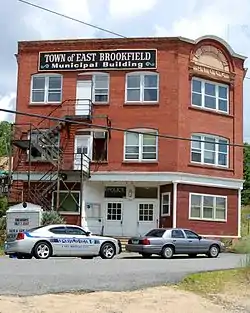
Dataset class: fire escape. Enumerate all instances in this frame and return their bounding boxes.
[9,99,111,214]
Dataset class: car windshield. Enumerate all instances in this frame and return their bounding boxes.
[145,229,165,237]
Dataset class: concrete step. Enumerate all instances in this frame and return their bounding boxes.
[115,237,129,252]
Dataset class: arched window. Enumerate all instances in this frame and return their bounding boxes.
[125,72,159,103]
[191,133,229,167]
[30,73,62,104]
[124,128,158,161]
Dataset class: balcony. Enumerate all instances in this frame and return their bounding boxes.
[61,152,91,176]
[63,99,92,120]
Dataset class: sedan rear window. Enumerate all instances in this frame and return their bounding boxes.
[145,229,165,237]
[27,226,45,233]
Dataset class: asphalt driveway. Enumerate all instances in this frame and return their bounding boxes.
[0,253,246,296]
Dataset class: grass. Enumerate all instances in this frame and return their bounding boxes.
[178,269,246,295]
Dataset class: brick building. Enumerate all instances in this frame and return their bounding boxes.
[10,35,247,238]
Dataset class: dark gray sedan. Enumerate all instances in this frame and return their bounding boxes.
[125,228,225,259]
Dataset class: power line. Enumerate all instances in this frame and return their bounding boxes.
[17,0,126,38]
[17,1,250,80]
[0,107,245,148]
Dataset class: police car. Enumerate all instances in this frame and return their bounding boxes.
[4,224,122,259]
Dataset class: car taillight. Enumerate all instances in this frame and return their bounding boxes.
[16,232,25,240]
[141,238,150,245]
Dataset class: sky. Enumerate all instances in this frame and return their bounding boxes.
[1,0,250,141]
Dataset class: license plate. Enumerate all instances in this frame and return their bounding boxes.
[132,239,139,244]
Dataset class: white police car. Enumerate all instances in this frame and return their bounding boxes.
[4,224,122,259]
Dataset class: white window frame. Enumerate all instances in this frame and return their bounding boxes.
[78,72,110,104]
[191,133,229,168]
[161,192,171,216]
[93,73,110,104]
[124,129,158,162]
[191,77,229,114]
[52,190,80,215]
[30,73,63,104]
[189,193,227,222]
[138,203,154,222]
[125,71,159,103]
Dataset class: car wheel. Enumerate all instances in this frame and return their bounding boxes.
[207,244,220,258]
[141,253,152,258]
[161,245,174,259]
[188,254,197,258]
[99,242,115,259]
[33,241,52,259]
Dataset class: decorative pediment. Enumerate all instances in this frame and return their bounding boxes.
[190,45,234,83]
[192,45,230,72]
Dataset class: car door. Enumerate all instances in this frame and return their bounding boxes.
[183,230,202,253]
[48,226,72,256]
[65,226,99,256]
[170,229,189,253]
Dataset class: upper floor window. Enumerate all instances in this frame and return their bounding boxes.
[191,78,229,113]
[31,74,62,103]
[191,134,229,167]
[93,73,109,103]
[124,129,158,161]
[126,72,159,103]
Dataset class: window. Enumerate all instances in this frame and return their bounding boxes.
[191,134,229,167]
[107,202,122,220]
[145,229,166,237]
[66,226,87,236]
[171,229,185,238]
[31,74,62,103]
[184,230,200,239]
[126,72,159,102]
[138,203,154,221]
[49,226,67,235]
[191,78,229,113]
[93,74,109,103]
[29,130,60,162]
[135,187,158,199]
[52,191,80,213]
[189,193,227,221]
[124,129,158,161]
[161,192,170,216]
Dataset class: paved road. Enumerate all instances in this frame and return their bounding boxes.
[0,253,246,296]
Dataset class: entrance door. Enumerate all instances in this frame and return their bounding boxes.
[137,202,157,236]
[105,202,123,236]
[74,135,92,171]
[76,80,92,116]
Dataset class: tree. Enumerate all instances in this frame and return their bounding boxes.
[0,121,11,157]
[242,143,250,205]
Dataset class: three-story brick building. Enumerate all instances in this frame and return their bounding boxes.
[10,35,246,238]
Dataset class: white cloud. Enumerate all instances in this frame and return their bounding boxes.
[23,0,94,40]
[108,0,157,20]
[0,93,16,122]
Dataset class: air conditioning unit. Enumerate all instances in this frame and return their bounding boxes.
[94,131,106,139]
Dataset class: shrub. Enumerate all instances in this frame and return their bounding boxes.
[41,211,65,226]
[231,236,250,254]
[0,216,6,245]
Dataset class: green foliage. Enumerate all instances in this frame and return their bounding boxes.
[242,143,250,206]
[0,196,7,218]
[0,121,11,157]
[41,211,65,226]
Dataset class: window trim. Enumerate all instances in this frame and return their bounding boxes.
[191,77,229,114]
[189,192,227,222]
[125,71,159,103]
[123,128,158,162]
[52,190,80,215]
[190,133,229,168]
[30,73,63,104]
[78,72,110,104]
[161,192,171,216]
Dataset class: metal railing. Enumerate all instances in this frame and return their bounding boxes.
[62,99,93,118]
